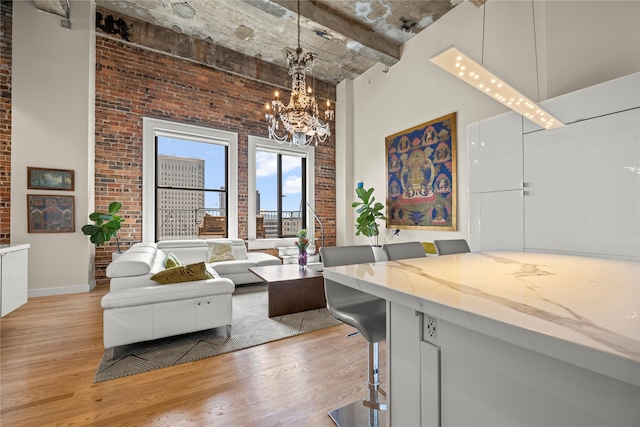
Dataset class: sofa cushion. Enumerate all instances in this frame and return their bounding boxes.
[164,252,181,268]
[207,241,236,262]
[205,239,248,260]
[248,252,283,267]
[208,259,255,276]
[157,239,206,249]
[150,262,213,284]
[231,243,248,260]
[107,246,157,278]
[422,242,437,255]
[125,242,157,252]
[157,240,207,264]
[101,278,235,309]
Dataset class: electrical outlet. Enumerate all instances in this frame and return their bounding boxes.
[426,316,437,339]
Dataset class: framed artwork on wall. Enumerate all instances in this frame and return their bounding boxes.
[27,195,75,233]
[385,112,457,231]
[27,167,74,191]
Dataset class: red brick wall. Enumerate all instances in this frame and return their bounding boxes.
[95,37,337,285]
[0,0,12,244]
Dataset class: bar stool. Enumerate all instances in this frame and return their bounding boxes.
[433,238,470,255]
[320,245,386,427]
[382,241,426,261]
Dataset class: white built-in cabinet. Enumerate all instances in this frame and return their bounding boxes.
[468,111,525,252]
[524,108,639,258]
[468,72,640,260]
[1,244,30,317]
[468,111,524,194]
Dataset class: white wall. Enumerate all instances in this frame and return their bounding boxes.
[335,79,355,246]
[12,1,96,295]
[342,0,640,246]
[545,1,640,98]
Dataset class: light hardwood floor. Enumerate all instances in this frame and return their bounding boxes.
[0,285,385,426]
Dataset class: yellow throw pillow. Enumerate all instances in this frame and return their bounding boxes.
[207,242,236,262]
[150,262,213,284]
[163,252,181,268]
[422,242,437,255]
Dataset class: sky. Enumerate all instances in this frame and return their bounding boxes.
[255,150,303,212]
[158,136,302,212]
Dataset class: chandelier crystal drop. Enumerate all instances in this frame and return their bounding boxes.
[264,0,334,147]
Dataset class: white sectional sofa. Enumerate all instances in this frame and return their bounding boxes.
[101,238,281,351]
[157,239,282,286]
[107,239,281,291]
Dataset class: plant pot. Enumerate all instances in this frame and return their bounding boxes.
[371,245,386,262]
[298,249,308,270]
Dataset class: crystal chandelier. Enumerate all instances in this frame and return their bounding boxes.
[265,0,334,147]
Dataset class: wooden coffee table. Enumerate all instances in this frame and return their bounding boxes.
[249,264,326,317]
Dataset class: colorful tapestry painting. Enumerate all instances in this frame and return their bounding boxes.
[27,195,75,233]
[385,112,457,231]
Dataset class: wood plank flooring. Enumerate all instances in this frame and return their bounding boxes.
[0,286,385,426]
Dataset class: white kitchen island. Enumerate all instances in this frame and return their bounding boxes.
[323,251,640,426]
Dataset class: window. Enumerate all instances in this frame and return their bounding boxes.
[155,136,227,241]
[143,118,238,242]
[248,135,315,249]
[256,150,306,238]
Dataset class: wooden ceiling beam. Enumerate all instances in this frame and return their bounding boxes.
[33,0,69,18]
[268,0,401,67]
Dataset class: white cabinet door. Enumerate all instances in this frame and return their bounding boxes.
[469,191,524,252]
[389,302,422,427]
[524,108,640,258]
[1,249,29,317]
[468,112,523,194]
[420,340,440,427]
[468,112,524,251]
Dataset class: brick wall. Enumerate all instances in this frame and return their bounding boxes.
[0,0,12,244]
[95,29,337,285]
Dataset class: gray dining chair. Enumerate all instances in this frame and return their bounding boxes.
[320,245,386,427]
[433,239,471,255]
[382,241,426,261]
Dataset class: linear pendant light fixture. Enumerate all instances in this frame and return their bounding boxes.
[431,46,563,130]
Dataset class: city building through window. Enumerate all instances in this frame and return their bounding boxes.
[156,140,227,241]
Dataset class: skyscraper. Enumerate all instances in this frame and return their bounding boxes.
[157,154,205,239]
[256,190,261,214]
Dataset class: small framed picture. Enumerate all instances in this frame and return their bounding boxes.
[27,167,74,191]
[27,195,75,233]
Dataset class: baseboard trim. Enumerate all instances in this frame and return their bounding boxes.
[29,280,96,298]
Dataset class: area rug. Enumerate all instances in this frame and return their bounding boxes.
[94,284,341,382]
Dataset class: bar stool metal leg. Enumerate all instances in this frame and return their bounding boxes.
[329,341,386,427]
[363,342,387,411]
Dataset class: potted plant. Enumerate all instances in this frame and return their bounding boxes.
[82,201,124,254]
[352,184,388,247]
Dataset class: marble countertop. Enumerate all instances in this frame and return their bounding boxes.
[0,244,30,254]
[323,251,640,387]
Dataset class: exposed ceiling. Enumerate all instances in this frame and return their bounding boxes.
[35,0,481,85]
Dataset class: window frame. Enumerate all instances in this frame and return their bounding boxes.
[247,135,315,250]
[142,117,238,242]
[155,142,228,241]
